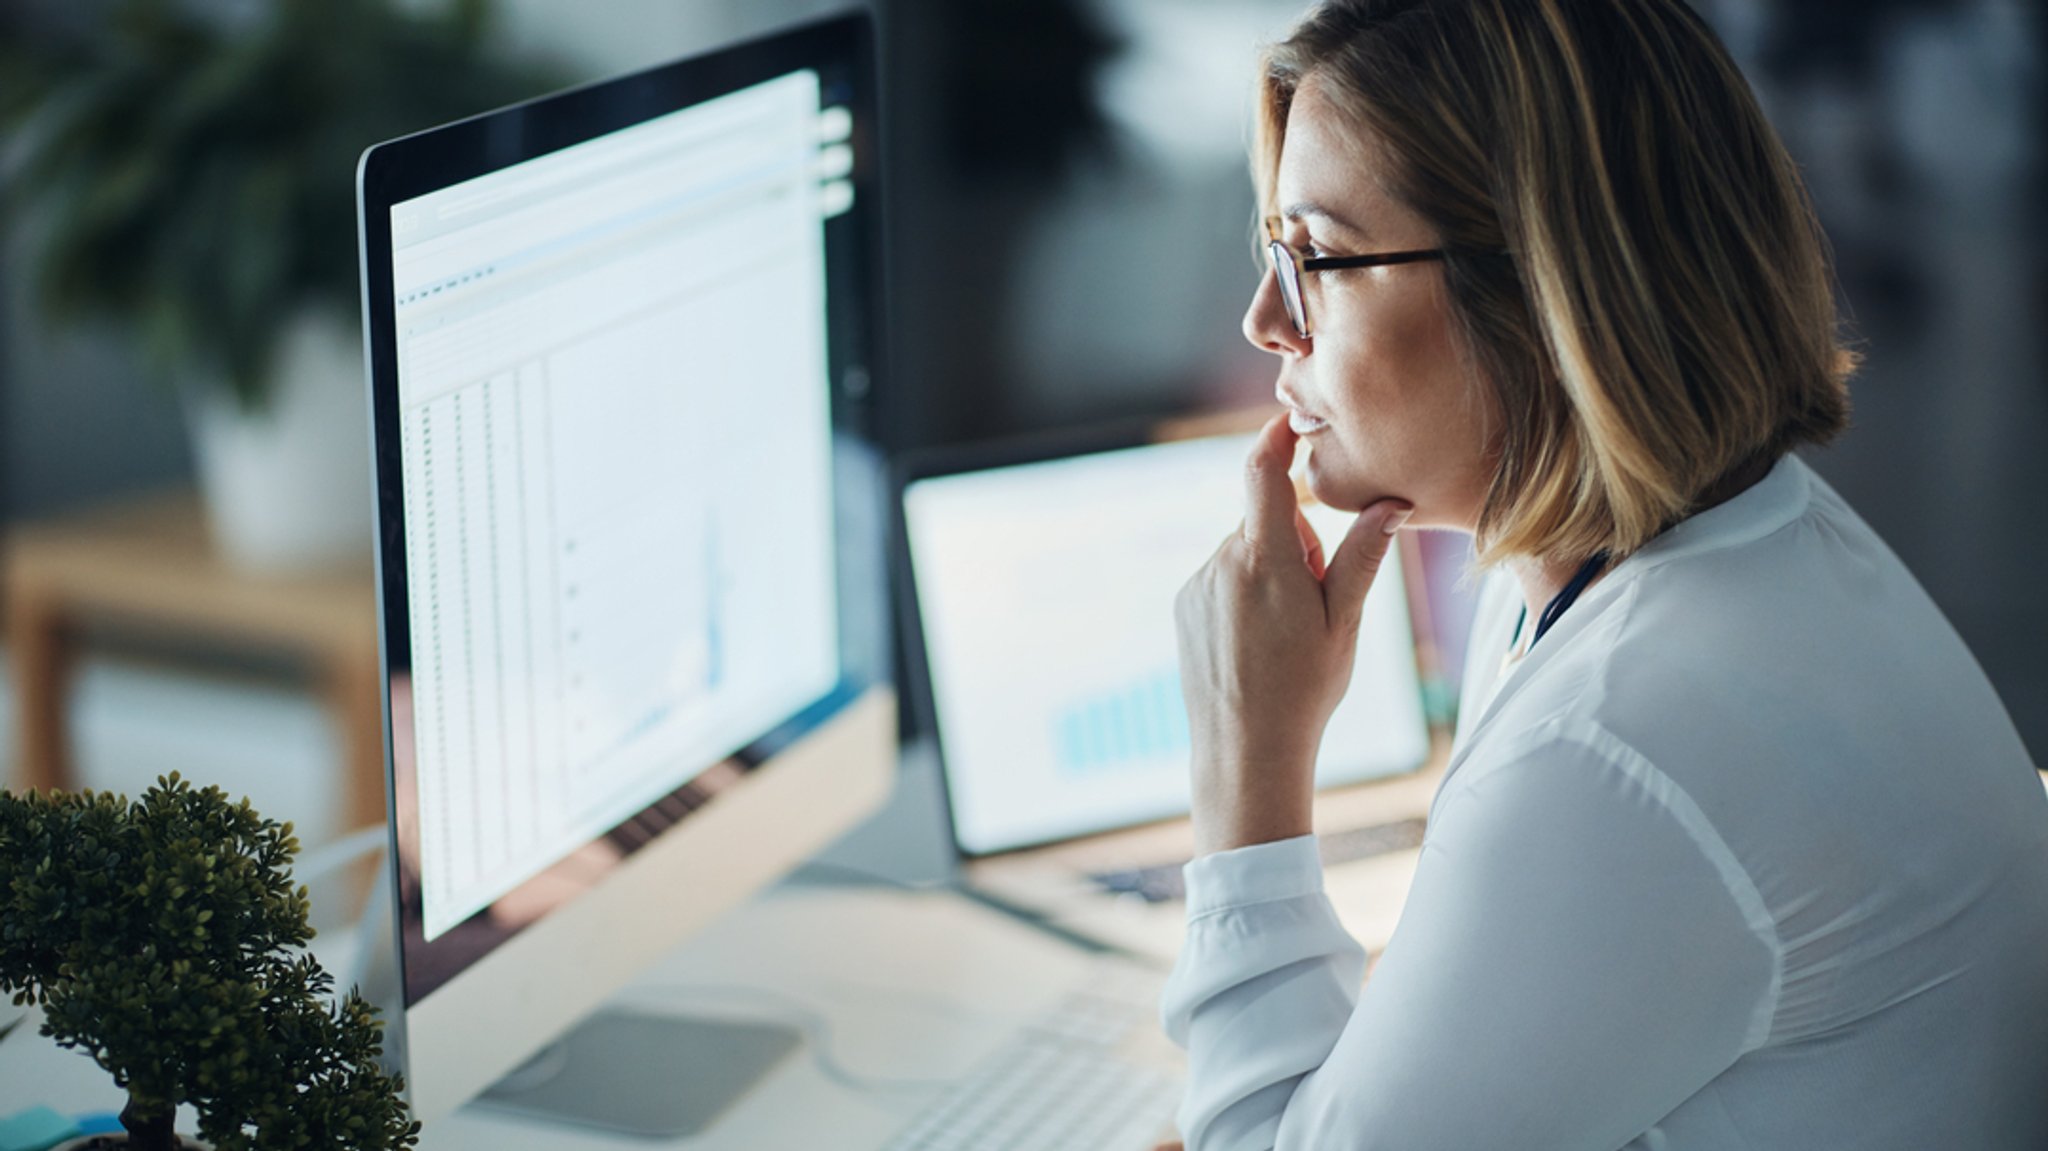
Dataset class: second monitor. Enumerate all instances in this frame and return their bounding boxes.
[900,428,1433,860]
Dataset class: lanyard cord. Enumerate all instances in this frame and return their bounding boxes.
[1509,550,1612,656]
[1499,451,1776,659]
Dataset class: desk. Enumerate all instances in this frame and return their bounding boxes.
[0,670,1423,1148]
[0,881,1182,1150]
[4,490,384,830]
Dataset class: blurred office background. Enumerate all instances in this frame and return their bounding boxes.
[1,0,2042,852]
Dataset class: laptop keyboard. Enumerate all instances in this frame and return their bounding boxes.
[1088,815,1428,903]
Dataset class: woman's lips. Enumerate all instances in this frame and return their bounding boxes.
[1278,387,1329,434]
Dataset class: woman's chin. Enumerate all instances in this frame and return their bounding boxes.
[1304,457,1412,520]
[1302,453,1365,513]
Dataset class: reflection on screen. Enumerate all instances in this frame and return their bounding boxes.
[390,70,845,939]
[906,435,1432,856]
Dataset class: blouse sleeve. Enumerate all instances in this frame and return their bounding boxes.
[1160,721,1780,1151]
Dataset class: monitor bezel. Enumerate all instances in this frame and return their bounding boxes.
[357,9,887,1009]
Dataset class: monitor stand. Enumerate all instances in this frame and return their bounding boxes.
[474,1010,803,1137]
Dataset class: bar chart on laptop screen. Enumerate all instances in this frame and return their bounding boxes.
[907,436,1430,856]
[1053,669,1191,776]
[390,71,846,939]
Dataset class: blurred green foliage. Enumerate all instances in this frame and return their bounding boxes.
[0,0,562,412]
[0,773,420,1151]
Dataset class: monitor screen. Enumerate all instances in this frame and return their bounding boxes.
[358,15,894,1127]
[903,433,1432,857]
[387,69,841,944]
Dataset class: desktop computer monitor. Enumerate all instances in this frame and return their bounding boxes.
[355,12,894,1135]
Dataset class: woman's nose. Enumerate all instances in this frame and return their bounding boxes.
[1242,266,1309,357]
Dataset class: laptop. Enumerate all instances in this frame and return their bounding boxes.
[897,418,1449,964]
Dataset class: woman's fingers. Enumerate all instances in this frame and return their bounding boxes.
[1240,414,1328,580]
[1239,414,1301,559]
[1295,506,1326,579]
[1323,498,1412,633]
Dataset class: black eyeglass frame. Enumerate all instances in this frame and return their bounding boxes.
[1263,216,1449,339]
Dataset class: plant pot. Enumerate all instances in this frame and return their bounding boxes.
[183,308,376,574]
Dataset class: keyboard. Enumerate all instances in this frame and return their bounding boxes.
[881,961,1183,1151]
[1090,815,1428,903]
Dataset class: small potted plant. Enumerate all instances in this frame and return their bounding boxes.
[0,0,559,572]
[0,774,419,1151]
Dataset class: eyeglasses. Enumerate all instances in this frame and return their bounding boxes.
[1263,216,1449,339]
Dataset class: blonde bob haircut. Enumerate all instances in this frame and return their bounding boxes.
[1257,0,1856,566]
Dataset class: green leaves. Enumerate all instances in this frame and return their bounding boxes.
[0,775,419,1150]
[0,0,564,413]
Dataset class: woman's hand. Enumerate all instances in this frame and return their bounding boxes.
[1173,415,1411,858]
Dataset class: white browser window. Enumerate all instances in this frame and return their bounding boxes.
[392,70,842,940]
[906,435,1431,856]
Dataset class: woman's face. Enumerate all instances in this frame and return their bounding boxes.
[1245,78,1498,529]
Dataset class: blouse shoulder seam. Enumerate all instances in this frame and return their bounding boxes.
[1548,717,1786,1052]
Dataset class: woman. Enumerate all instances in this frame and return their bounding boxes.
[1165,1,2048,1149]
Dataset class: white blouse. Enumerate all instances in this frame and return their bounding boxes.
[1161,454,2048,1150]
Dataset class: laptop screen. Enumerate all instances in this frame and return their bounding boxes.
[903,432,1432,857]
